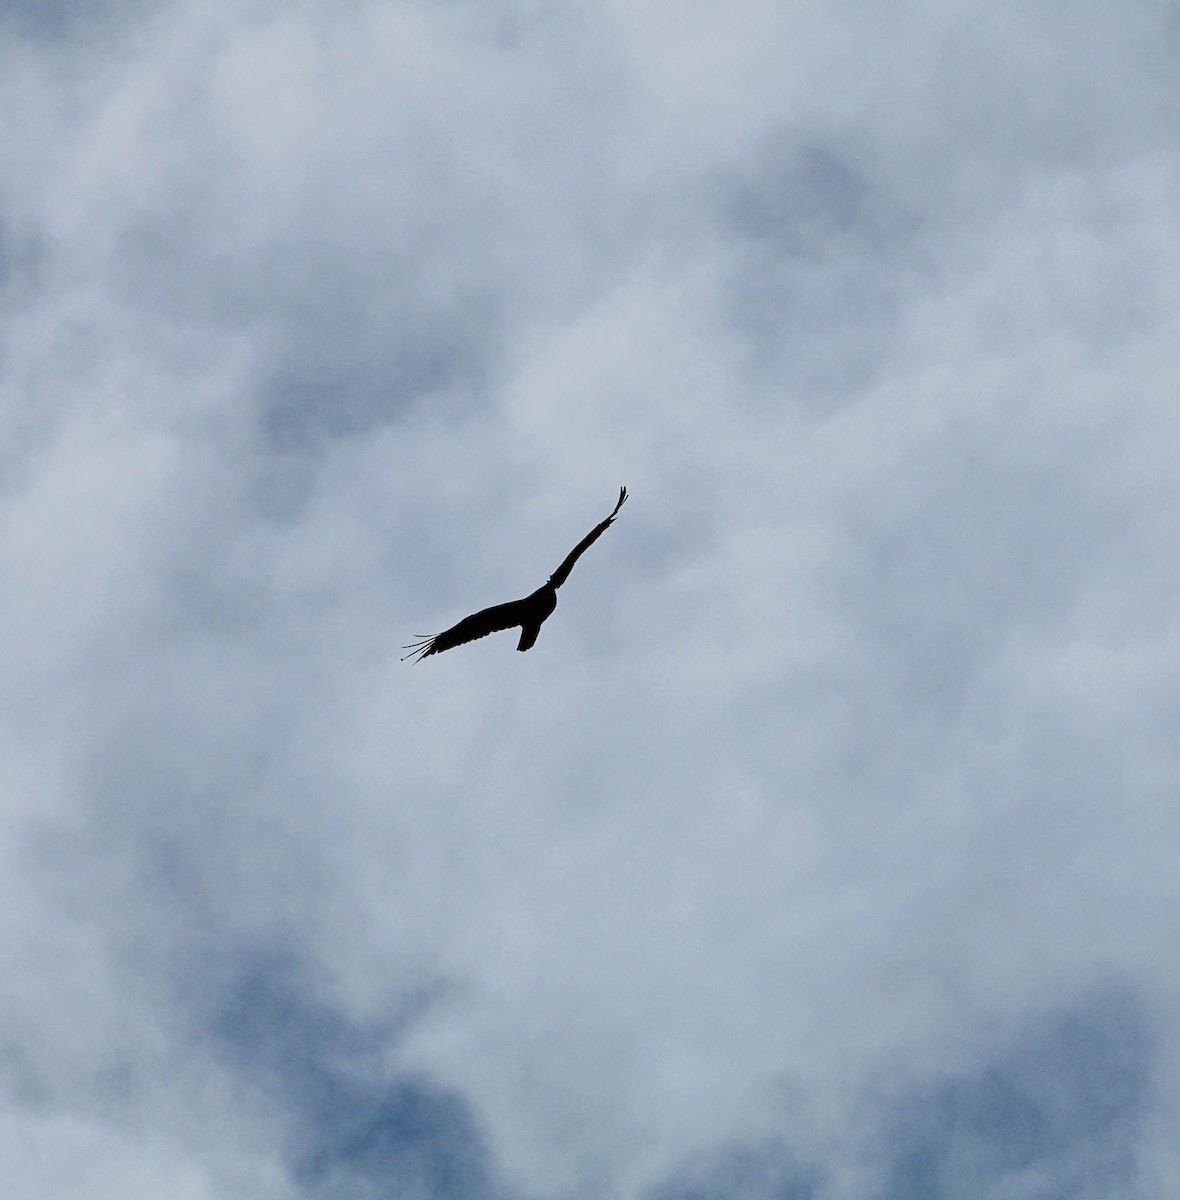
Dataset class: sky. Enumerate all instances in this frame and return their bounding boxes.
[2,1,1180,1197]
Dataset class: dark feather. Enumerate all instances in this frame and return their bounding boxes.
[547,486,628,590]
[402,597,530,661]
[404,487,627,661]
[516,623,542,652]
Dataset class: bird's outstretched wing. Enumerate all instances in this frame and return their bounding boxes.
[547,486,628,590]
[405,486,628,662]
[402,597,530,661]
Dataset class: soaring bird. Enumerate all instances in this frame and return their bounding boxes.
[403,486,628,661]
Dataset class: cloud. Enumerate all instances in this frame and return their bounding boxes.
[3,2,1180,1198]
[877,989,1150,1199]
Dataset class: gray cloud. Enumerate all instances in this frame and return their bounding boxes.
[3,2,1180,1198]
[879,989,1150,1199]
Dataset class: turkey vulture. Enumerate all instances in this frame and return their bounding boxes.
[403,486,628,661]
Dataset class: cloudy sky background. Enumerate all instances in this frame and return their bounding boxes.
[3,1,1180,1197]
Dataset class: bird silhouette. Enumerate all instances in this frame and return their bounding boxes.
[403,486,628,661]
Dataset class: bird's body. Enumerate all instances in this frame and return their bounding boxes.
[403,487,627,661]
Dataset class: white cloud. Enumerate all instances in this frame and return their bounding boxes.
[3,2,1180,1198]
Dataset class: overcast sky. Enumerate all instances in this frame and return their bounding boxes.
[3,1,1180,1198]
